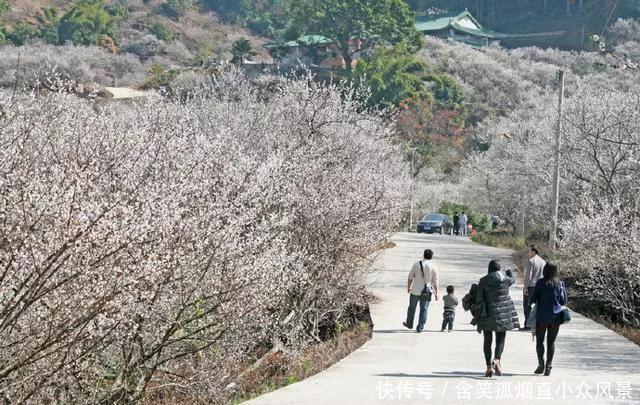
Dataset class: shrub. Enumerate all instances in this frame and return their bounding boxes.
[471,232,527,251]
[58,0,117,46]
[439,201,491,232]
[139,63,181,89]
[37,7,62,44]
[164,0,193,17]
[231,37,256,64]
[150,21,174,41]
[0,26,6,44]
[122,34,163,60]
[0,0,9,15]
[5,21,41,45]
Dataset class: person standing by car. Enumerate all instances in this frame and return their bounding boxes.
[475,260,520,377]
[522,245,546,330]
[403,249,439,333]
[453,212,460,236]
[491,215,500,230]
[529,262,568,376]
[459,212,468,236]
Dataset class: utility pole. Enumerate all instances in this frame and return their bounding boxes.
[409,148,415,232]
[549,70,564,259]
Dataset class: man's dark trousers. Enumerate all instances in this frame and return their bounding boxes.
[406,293,430,332]
[523,287,534,327]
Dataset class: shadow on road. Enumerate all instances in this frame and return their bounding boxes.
[373,329,481,334]
[375,371,531,380]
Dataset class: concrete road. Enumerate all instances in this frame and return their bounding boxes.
[246,233,640,404]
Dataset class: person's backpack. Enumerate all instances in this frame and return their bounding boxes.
[462,283,478,311]
[463,283,487,321]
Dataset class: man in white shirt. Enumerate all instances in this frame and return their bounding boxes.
[403,249,439,333]
[459,212,468,236]
[521,244,546,330]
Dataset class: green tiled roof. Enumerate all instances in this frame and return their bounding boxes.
[283,35,334,48]
[415,12,463,32]
[415,10,505,39]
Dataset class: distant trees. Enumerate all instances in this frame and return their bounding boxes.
[231,38,256,64]
[352,44,431,109]
[0,0,9,15]
[164,0,193,18]
[57,0,117,45]
[204,0,290,38]
[287,0,422,71]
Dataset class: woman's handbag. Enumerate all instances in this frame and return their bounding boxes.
[559,281,571,324]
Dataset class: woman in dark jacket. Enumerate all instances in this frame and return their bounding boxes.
[529,262,567,376]
[476,260,520,377]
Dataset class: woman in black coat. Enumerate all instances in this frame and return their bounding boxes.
[476,259,520,377]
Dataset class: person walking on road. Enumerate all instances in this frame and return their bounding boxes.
[403,249,439,333]
[459,212,468,236]
[475,260,520,377]
[529,262,568,376]
[522,245,546,330]
[441,285,458,332]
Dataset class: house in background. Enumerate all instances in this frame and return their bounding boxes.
[415,10,505,47]
[264,10,508,68]
[264,35,360,69]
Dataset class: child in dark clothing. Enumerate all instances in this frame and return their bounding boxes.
[441,285,459,332]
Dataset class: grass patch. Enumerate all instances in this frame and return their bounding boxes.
[471,231,527,251]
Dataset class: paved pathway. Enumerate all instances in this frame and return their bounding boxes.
[246,233,640,404]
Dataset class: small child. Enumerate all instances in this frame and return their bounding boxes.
[441,285,459,332]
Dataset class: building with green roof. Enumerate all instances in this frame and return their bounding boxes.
[415,10,506,47]
[263,10,510,66]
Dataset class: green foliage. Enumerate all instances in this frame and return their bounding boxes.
[195,44,218,65]
[0,26,7,45]
[287,0,422,70]
[150,21,174,41]
[231,38,256,64]
[266,44,288,61]
[439,201,491,232]
[164,0,193,17]
[58,0,117,46]
[205,0,289,38]
[6,22,41,45]
[37,7,61,44]
[352,44,431,109]
[140,64,181,89]
[286,373,298,385]
[0,0,9,15]
[427,74,464,108]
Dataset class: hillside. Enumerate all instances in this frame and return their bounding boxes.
[0,0,272,64]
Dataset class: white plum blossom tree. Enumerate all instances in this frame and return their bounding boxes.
[0,73,408,402]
